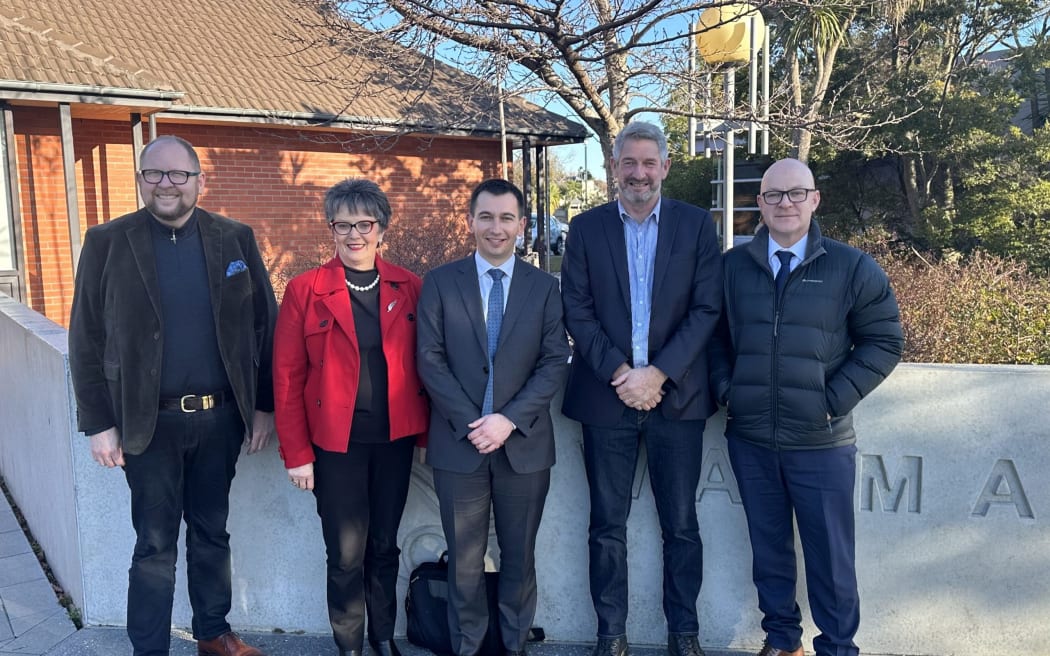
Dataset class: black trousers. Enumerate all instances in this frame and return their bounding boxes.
[433,450,551,656]
[122,404,244,656]
[312,438,416,652]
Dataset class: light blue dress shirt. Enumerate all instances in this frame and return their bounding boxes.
[620,199,661,367]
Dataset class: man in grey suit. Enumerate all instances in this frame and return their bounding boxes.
[417,178,570,656]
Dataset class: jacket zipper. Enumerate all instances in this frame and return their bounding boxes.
[771,267,786,449]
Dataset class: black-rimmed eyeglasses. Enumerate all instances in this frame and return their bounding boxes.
[330,220,379,235]
[139,169,200,185]
[760,188,815,205]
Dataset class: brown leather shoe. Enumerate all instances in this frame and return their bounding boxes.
[756,639,804,656]
[197,631,265,656]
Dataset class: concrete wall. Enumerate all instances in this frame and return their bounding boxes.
[0,294,83,611]
[2,296,1048,655]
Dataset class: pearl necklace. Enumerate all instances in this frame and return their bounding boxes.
[346,273,380,292]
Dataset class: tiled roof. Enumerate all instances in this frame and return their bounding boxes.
[0,0,586,140]
[0,8,172,94]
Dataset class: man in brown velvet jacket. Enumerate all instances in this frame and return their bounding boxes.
[68,135,277,656]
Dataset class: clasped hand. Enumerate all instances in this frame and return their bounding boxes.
[467,413,514,455]
[612,364,667,411]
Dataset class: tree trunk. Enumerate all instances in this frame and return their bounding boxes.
[795,129,813,163]
[599,131,616,203]
[900,154,924,237]
[938,162,955,228]
[788,50,805,160]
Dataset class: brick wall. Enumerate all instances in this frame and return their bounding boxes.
[10,109,500,325]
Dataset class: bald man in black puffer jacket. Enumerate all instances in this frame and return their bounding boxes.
[709,158,903,656]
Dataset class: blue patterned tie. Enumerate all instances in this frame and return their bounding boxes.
[482,269,505,415]
[774,250,793,301]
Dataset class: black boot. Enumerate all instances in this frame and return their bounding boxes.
[367,639,402,656]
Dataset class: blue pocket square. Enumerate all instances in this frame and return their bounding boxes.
[225,260,248,277]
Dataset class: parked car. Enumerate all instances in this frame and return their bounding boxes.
[516,215,570,255]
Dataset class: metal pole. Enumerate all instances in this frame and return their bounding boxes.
[537,144,549,271]
[723,68,736,252]
[748,15,759,154]
[584,145,589,205]
[704,71,714,158]
[689,35,697,157]
[499,64,508,179]
[521,138,532,257]
[762,24,771,155]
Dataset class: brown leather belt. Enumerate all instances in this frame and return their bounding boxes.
[159,391,230,413]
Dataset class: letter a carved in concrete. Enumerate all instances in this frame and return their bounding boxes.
[972,459,1034,519]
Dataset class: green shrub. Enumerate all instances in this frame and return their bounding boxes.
[864,238,1050,364]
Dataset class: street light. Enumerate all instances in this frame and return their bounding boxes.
[693,2,770,250]
[696,3,765,65]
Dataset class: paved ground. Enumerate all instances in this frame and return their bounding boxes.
[0,490,914,656]
[0,484,754,656]
[44,629,756,656]
[0,491,76,655]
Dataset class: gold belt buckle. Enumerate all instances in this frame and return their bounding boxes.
[179,394,215,413]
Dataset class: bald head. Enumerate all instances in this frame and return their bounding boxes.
[761,158,815,191]
[757,158,820,248]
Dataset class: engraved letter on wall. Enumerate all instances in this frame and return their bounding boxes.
[697,446,741,504]
[859,454,922,513]
[971,459,1034,519]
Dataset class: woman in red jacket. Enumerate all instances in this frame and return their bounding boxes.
[273,179,428,656]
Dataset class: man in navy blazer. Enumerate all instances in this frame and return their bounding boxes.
[561,122,723,656]
[417,179,569,656]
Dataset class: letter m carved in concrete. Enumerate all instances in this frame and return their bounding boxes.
[859,454,922,513]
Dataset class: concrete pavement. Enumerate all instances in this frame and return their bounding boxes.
[0,488,76,655]
[44,629,755,656]
[0,481,910,656]
[0,482,753,656]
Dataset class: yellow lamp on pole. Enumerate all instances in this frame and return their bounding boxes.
[694,2,768,251]
[695,3,765,65]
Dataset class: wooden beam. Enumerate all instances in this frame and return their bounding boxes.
[59,103,82,276]
[131,113,144,209]
[1,103,26,302]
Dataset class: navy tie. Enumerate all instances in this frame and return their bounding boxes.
[774,250,793,301]
[482,269,505,415]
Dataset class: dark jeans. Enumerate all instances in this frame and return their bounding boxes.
[312,438,415,652]
[582,409,705,638]
[727,439,859,656]
[122,404,244,656]
[433,449,551,656]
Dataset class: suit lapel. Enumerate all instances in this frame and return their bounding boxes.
[454,257,488,357]
[601,205,632,310]
[197,210,225,326]
[315,260,356,337]
[125,209,163,322]
[498,260,535,352]
[651,200,679,303]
